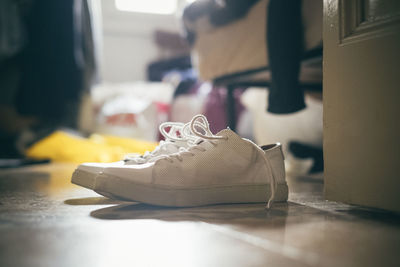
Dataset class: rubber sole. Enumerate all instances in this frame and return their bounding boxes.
[94,173,288,207]
[71,169,98,190]
[71,169,132,201]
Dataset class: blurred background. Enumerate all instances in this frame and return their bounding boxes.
[0,0,323,174]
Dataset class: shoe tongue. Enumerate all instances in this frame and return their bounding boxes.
[163,141,182,152]
[216,128,240,139]
[172,139,189,148]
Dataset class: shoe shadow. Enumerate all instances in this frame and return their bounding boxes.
[89,199,400,227]
[64,197,130,206]
[90,202,294,227]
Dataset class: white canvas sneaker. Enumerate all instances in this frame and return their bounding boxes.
[71,119,208,190]
[94,114,288,208]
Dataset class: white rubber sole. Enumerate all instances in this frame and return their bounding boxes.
[94,173,288,207]
[71,169,98,190]
[71,169,132,201]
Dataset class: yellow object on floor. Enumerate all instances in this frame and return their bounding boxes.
[25,131,158,163]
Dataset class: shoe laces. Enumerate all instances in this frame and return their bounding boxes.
[157,114,227,162]
[261,151,276,209]
[124,119,209,164]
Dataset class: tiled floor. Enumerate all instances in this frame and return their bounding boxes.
[0,163,399,267]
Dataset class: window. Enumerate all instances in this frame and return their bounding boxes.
[115,0,178,15]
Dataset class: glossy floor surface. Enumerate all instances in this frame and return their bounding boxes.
[0,163,399,267]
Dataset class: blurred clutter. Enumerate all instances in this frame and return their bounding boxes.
[0,0,101,160]
[0,0,323,175]
[26,131,157,164]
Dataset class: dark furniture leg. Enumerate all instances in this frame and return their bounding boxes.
[226,85,236,131]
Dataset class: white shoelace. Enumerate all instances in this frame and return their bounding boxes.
[158,114,277,209]
[262,152,276,209]
[157,114,226,162]
[124,120,209,164]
